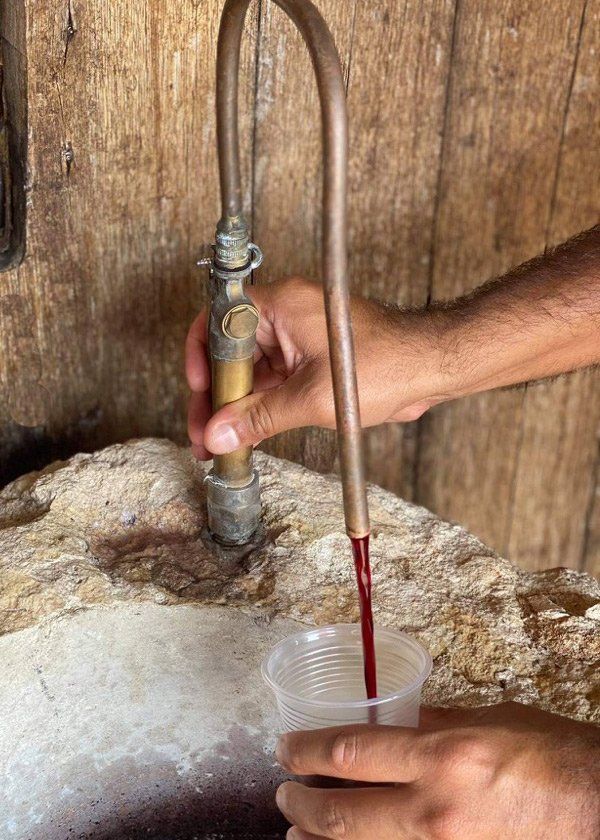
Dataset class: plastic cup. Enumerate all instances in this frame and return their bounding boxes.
[262,624,432,731]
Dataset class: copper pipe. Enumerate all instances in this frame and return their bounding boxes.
[215,0,369,539]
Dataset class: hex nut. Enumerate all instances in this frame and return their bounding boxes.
[222,304,260,340]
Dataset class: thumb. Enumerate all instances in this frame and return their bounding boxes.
[204,379,312,454]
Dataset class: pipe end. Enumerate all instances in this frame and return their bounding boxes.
[206,470,261,546]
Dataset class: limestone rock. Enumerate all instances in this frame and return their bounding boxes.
[1,437,599,722]
[2,438,600,838]
[1,602,299,840]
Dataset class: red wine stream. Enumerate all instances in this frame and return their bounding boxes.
[351,535,377,700]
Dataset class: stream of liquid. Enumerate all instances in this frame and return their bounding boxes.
[350,534,377,700]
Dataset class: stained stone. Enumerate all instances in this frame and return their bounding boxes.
[0,438,599,838]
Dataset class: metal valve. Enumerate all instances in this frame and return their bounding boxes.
[207,0,370,548]
[202,218,262,545]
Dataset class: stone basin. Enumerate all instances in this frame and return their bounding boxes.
[1,438,599,838]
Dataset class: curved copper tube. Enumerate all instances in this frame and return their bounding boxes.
[215,0,369,539]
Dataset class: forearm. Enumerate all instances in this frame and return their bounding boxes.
[425,225,600,402]
[190,233,599,449]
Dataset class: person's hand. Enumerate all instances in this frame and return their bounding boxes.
[186,277,447,458]
[274,702,600,839]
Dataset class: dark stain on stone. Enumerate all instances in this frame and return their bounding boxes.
[90,524,204,564]
[200,523,270,575]
[33,664,55,702]
[546,591,598,617]
[86,516,287,606]
[25,726,289,840]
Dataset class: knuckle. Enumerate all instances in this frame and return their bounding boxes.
[438,734,494,779]
[282,742,304,775]
[320,795,350,839]
[283,275,307,293]
[331,731,359,775]
[247,400,275,440]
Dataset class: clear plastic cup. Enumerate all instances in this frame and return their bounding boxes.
[262,624,432,731]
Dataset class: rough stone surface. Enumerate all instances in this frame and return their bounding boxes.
[2,438,599,717]
[1,603,298,840]
[1,438,599,838]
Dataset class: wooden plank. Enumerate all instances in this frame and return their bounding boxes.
[583,459,600,578]
[417,0,588,555]
[0,0,597,576]
[0,0,27,268]
[506,0,600,573]
[507,373,600,571]
[0,0,259,483]
[250,0,356,473]
[0,0,29,433]
[346,0,455,499]
[253,0,456,494]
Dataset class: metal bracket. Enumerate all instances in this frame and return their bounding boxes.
[248,242,263,270]
[197,240,262,286]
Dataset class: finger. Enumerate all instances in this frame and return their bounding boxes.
[239,282,280,352]
[204,371,321,454]
[276,781,416,840]
[188,390,212,459]
[276,725,427,784]
[186,286,281,394]
[188,354,286,455]
[185,309,210,392]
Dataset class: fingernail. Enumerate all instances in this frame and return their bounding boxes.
[276,782,288,810]
[276,734,290,768]
[191,444,207,461]
[210,424,240,453]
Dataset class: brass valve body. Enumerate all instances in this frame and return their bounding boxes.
[205,224,262,545]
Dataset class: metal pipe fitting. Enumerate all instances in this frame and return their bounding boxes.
[207,0,370,542]
[204,219,263,544]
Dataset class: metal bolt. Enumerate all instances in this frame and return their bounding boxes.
[222,304,259,340]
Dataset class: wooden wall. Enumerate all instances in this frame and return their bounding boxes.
[0,0,598,576]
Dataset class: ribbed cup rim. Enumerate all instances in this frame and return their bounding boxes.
[261,624,432,709]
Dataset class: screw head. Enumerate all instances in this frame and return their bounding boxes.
[222,304,260,340]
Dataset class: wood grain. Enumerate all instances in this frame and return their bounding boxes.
[583,456,600,577]
[250,0,355,472]
[253,0,456,495]
[0,0,27,269]
[505,0,600,573]
[0,0,258,475]
[416,0,593,561]
[0,0,598,577]
[345,0,455,499]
